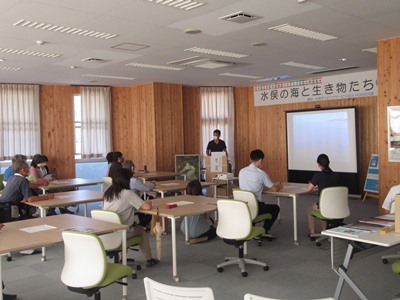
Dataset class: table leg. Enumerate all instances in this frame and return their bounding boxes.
[334,243,368,300]
[83,203,88,217]
[0,254,3,300]
[171,218,179,282]
[121,229,128,299]
[292,196,299,246]
[41,208,47,261]
[276,197,281,223]
[184,217,189,244]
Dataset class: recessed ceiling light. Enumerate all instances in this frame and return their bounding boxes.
[184,47,248,58]
[280,61,325,70]
[14,19,118,40]
[36,40,45,45]
[251,42,266,47]
[126,62,184,71]
[362,47,377,54]
[0,47,60,58]
[184,29,201,34]
[219,72,263,79]
[0,58,4,62]
[0,66,21,71]
[82,74,136,81]
[145,0,205,11]
[339,58,347,62]
[269,24,338,41]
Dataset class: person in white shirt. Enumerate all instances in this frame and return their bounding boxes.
[382,185,400,214]
[239,149,282,234]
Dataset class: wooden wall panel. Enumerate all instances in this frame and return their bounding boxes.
[378,37,400,213]
[182,86,201,154]
[111,84,156,170]
[234,87,378,195]
[40,85,77,179]
[154,83,184,171]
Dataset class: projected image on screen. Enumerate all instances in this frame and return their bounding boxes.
[287,108,357,173]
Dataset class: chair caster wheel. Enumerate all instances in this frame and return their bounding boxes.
[241,272,248,277]
[6,257,12,262]
[382,259,389,264]
[132,273,137,279]
[258,241,262,247]
[266,237,274,241]
[263,266,269,271]
[217,267,223,273]
[137,265,141,270]
[316,242,321,247]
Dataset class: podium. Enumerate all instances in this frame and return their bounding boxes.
[205,153,237,198]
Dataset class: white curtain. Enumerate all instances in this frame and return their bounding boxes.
[81,86,111,158]
[0,84,41,160]
[200,87,235,165]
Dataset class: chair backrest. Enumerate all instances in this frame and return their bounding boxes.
[390,200,396,214]
[102,176,112,192]
[91,209,123,250]
[319,186,350,219]
[144,277,215,300]
[61,230,107,289]
[244,294,334,300]
[0,174,4,190]
[217,199,252,240]
[232,189,259,220]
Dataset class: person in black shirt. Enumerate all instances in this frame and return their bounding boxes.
[206,129,228,156]
[306,154,341,236]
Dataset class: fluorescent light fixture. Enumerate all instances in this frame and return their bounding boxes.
[14,19,118,40]
[0,47,60,58]
[82,74,135,81]
[185,47,248,58]
[362,47,377,54]
[192,61,234,69]
[0,66,21,71]
[280,61,325,70]
[269,24,338,41]
[307,66,357,74]
[111,43,149,52]
[145,0,205,10]
[168,56,209,66]
[219,72,263,79]
[126,62,184,71]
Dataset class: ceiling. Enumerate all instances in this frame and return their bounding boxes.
[0,0,399,87]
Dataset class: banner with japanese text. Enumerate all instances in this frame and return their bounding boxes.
[254,70,377,106]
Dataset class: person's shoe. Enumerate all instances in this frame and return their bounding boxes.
[146,258,159,267]
[3,293,17,300]
[189,236,208,245]
[20,249,41,255]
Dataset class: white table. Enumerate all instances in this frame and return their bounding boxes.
[138,194,217,282]
[322,226,400,299]
[0,214,127,300]
[39,178,104,194]
[263,182,311,245]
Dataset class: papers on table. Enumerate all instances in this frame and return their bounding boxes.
[20,225,57,233]
[166,201,194,206]
[325,226,372,237]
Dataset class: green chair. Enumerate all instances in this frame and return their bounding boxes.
[61,230,132,300]
[91,209,142,278]
[216,199,269,277]
[309,186,350,247]
[233,189,274,245]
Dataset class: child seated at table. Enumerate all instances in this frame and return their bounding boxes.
[180,180,216,245]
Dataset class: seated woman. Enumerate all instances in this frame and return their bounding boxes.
[103,168,159,266]
[306,153,341,237]
[28,154,49,186]
[180,180,216,245]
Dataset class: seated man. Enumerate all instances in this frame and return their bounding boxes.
[0,159,53,223]
[382,184,400,214]
[3,154,27,182]
[238,149,282,235]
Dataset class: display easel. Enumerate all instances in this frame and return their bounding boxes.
[362,154,379,202]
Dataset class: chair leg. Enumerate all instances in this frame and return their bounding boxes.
[382,251,400,264]
[94,291,101,300]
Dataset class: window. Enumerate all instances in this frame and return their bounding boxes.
[0,84,41,160]
[200,87,235,163]
[73,94,82,159]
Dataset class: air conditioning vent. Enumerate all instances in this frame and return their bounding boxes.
[81,57,109,63]
[219,11,260,23]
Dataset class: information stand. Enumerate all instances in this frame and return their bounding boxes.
[362,154,379,202]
